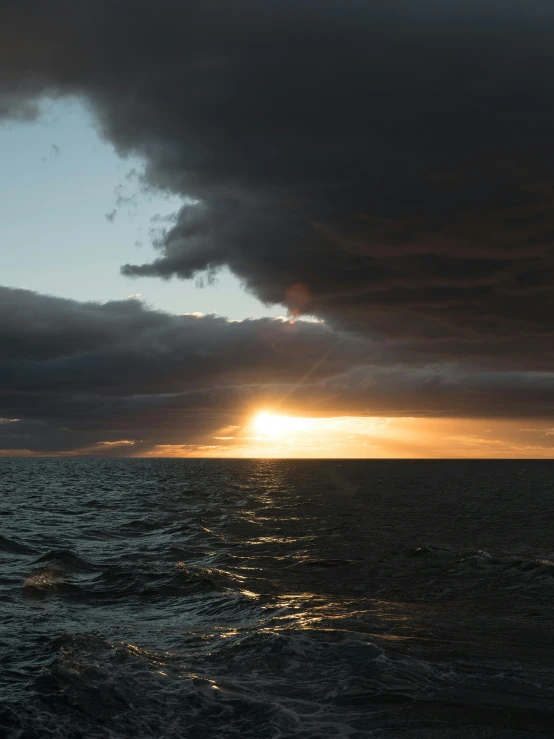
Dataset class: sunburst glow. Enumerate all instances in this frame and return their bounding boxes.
[253,412,313,436]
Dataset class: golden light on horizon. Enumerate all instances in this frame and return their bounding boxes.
[136,416,554,460]
[253,412,314,437]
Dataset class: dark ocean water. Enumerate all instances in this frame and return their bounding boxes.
[2,459,554,738]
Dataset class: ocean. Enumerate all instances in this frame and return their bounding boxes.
[1,458,554,738]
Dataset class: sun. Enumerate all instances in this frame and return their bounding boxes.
[253,412,313,436]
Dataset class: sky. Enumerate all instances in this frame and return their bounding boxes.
[2,0,554,458]
[0,97,285,319]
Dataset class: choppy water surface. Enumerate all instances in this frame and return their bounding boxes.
[2,459,554,737]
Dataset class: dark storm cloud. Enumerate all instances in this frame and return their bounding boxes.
[0,286,365,452]
[3,0,554,351]
[0,287,364,392]
[2,287,554,453]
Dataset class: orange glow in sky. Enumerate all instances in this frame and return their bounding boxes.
[139,414,554,459]
[253,412,314,436]
[245,414,409,457]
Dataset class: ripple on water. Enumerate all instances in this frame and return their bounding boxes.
[3,458,554,737]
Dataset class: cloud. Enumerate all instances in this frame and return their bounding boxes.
[1,287,554,453]
[0,287,364,393]
[0,0,554,326]
[3,1,554,449]
[0,286,365,452]
[1,2,554,349]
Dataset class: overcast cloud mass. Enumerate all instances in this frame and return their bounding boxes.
[2,1,554,453]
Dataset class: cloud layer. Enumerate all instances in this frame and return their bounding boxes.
[1,287,554,453]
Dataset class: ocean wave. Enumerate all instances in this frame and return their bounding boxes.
[0,534,37,555]
[32,549,102,572]
[4,458,554,737]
